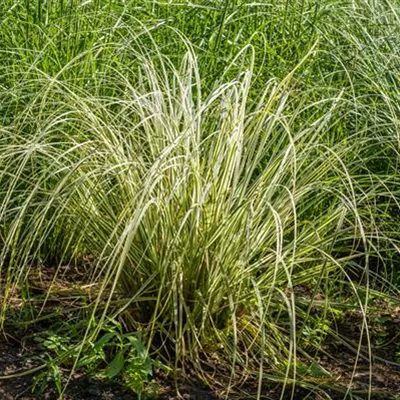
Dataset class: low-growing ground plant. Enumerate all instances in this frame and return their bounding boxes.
[33,319,160,398]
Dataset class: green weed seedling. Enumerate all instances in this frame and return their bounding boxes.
[78,321,156,395]
[33,321,161,398]
[84,331,155,393]
[31,332,75,396]
[301,316,331,350]
[30,353,63,398]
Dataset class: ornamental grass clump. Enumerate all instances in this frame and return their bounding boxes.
[0,0,400,397]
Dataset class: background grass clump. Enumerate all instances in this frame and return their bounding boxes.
[0,0,400,398]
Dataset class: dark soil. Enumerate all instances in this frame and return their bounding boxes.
[0,340,133,400]
[1,324,399,400]
[0,339,220,400]
[1,267,400,399]
[318,307,400,399]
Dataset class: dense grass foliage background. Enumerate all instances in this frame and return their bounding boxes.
[1,0,400,398]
